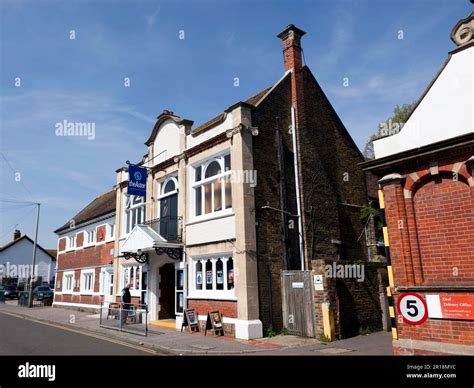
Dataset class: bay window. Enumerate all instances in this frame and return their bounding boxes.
[192,256,234,298]
[191,153,232,218]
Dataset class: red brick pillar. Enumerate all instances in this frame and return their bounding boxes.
[379,174,415,287]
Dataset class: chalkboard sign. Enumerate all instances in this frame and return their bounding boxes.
[181,308,199,333]
[205,311,224,336]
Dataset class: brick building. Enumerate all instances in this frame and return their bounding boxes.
[113,24,385,339]
[362,11,474,355]
[53,191,116,310]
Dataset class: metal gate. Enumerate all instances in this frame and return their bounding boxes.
[281,270,315,337]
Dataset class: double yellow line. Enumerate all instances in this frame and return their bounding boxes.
[0,310,157,354]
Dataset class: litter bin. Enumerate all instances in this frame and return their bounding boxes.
[18,291,29,306]
[0,290,5,303]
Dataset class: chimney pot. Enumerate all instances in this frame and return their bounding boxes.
[277,24,306,72]
[13,229,21,240]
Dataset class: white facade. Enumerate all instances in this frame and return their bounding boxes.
[115,105,262,339]
[0,237,55,284]
[374,46,474,158]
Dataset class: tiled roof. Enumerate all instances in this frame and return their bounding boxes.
[0,235,56,260]
[191,85,274,134]
[54,190,116,234]
[46,249,57,261]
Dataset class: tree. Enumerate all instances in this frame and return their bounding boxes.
[363,102,416,159]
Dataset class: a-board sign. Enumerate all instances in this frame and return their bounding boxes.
[205,310,224,336]
[181,308,199,333]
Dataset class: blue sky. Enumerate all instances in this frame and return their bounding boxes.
[0,0,472,248]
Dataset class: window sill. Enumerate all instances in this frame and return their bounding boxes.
[187,211,234,226]
[187,292,236,301]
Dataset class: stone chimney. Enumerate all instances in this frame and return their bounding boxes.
[13,229,21,240]
[277,24,307,130]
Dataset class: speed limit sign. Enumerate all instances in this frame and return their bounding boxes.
[397,293,428,325]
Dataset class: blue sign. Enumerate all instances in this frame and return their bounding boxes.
[128,165,147,197]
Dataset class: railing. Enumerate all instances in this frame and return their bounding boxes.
[99,302,148,336]
[143,216,182,243]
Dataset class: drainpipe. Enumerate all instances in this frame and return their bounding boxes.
[291,106,305,270]
[275,126,289,269]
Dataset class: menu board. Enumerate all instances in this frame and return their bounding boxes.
[205,310,224,336]
[181,308,199,333]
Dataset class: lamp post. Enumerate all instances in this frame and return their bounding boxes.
[28,203,41,308]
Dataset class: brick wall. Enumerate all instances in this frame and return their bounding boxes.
[187,299,237,319]
[380,151,474,354]
[251,66,372,333]
[54,237,114,311]
[302,67,368,263]
[57,241,114,270]
[313,259,388,338]
[252,74,296,330]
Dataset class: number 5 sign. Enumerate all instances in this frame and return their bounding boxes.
[397,293,428,325]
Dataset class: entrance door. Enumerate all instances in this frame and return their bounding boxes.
[281,270,315,337]
[104,270,114,303]
[158,263,176,319]
[160,194,178,241]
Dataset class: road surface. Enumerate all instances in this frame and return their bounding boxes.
[0,311,160,355]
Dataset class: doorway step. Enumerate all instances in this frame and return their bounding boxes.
[150,319,176,329]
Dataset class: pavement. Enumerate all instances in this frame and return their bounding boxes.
[0,301,393,355]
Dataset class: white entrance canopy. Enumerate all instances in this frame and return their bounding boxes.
[120,224,182,255]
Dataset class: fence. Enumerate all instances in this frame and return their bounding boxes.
[17,291,51,307]
[99,302,148,336]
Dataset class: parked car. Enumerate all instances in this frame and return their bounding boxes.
[32,286,54,300]
[3,285,19,299]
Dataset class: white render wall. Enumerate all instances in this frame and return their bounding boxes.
[186,113,233,150]
[374,46,474,158]
[152,119,182,166]
[186,214,236,246]
[0,238,55,282]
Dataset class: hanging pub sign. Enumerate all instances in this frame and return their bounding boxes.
[205,310,224,336]
[128,165,147,197]
[181,308,199,333]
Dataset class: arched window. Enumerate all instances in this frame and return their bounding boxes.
[205,161,222,178]
[195,260,202,290]
[159,177,178,197]
[205,259,213,290]
[192,153,232,217]
[191,256,234,296]
[163,179,176,194]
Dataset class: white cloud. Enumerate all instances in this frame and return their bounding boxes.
[145,6,161,30]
